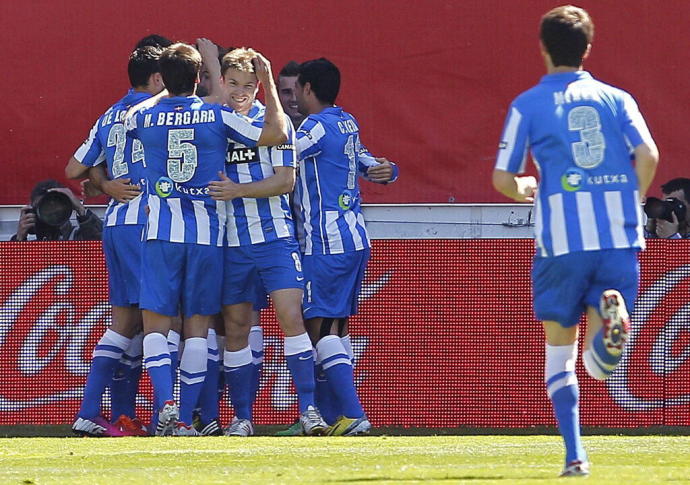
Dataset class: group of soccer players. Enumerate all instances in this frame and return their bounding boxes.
[65,34,397,438]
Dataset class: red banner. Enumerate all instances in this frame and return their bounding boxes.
[1,240,689,427]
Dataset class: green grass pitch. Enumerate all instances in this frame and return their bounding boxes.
[1,435,689,484]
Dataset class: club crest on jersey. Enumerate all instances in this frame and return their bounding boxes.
[338,190,355,210]
[227,147,259,164]
[155,176,174,198]
[561,167,585,192]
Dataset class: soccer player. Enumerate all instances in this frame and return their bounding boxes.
[293,58,398,436]
[492,5,658,476]
[207,48,328,437]
[126,43,287,436]
[65,45,165,437]
[278,61,305,129]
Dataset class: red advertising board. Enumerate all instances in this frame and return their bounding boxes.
[0,240,689,427]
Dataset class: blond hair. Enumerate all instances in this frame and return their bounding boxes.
[221,47,257,76]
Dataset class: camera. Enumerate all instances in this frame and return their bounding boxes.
[643,197,687,223]
[28,191,74,237]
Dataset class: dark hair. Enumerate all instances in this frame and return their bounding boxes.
[30,179,64,204]
[128,46,163,88]
[159,43,202,96]
[279,60,300,78]
[134,34,173,50]
[661,178,690,202]
[298,58,340,105]
[540,5,594,68]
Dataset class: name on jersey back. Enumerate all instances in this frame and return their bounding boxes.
[143,109,217,128]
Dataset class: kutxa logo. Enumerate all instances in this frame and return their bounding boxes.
[607,264,690,410]
[0,265,394,413]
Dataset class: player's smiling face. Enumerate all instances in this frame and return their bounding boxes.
[278,75,300,120]
[222,68,259,115]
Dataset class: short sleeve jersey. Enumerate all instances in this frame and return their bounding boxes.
[296,106,371,256]
[224,101,297,246]
[126,95,262,246]
[495,71,654,257]
[73,89,151,226]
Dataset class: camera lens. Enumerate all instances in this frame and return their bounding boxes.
[644,197,670,221]
[35,191,73,227]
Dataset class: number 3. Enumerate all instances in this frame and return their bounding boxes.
[568,106,606,169]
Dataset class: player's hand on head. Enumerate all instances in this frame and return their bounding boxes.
[196,38,219,59]
[655,212,679,238]
[102,178,141,203]
[252,53,273,85]
[367,158,395,182]
[515,176,538,203]
[208,171,242,201]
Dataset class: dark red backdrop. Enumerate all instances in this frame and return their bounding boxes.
[2,1,687,205]
[1,240,689,427]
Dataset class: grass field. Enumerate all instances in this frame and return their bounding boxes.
[1,435,689,484]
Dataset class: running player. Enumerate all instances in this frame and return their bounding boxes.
[65,45,165,437]
[125,43,287,436]
[207,48,327,436]
[492,5,658,476]
[293,58,398,436]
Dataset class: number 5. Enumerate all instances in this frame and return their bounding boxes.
[167,129,197,182]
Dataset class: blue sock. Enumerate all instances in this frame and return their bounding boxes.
[178,337,208,425]
[315,363,339,424]
[284,333,316,413]
[143,332,173,411]
[110,333,143,420]
[317,335,364,419]
[224,347,254,420]
[248,326,264,404]
[545,344,587,464]
[78,329,130,419]
[198,329,220,424]
[167,330,181,389]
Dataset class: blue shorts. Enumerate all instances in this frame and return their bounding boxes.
[103,225,144,307]
[252,277,269,311]
[222,237,303,306]
[302,248,370,319]
[532,248,639,328]
[140,240,223,318]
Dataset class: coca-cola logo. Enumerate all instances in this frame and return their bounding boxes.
[607,264,690,410]
[0,265,393,415]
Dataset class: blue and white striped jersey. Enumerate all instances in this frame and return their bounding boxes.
[295,106,372,256]
[224,101,297,246]
[495,71,653,258]
[126,95,262,246]
[73,89,151,227]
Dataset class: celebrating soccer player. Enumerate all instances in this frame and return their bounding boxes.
[492,5,658,476]
[292,58,398,436]
[65,46,165,437]
[125,42,287,436]
[207,48,328,436]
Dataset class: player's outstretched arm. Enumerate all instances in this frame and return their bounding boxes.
[365,157,399,184]
[492,169,537,203]
[198,38,223,105]
[208,167,295,201]
[633,142,659,202]
[253,53,288,146]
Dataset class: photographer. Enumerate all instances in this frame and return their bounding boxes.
[11,179,103,241]
[644,177,690,239]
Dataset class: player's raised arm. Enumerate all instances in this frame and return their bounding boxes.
[252,53,287,146]
[197,38,224,105]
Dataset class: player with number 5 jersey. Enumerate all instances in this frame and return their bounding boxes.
[124,43,287,436]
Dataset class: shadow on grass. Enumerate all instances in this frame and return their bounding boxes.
[327,476,551,482]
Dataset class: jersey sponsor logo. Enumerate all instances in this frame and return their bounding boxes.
[561,167,585,192]
[174,182,209,196]
[155,176,174,198]
[226,147,259,164]
[588,173,629,185]
[276,144,294,151]
[338,190,355,210]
